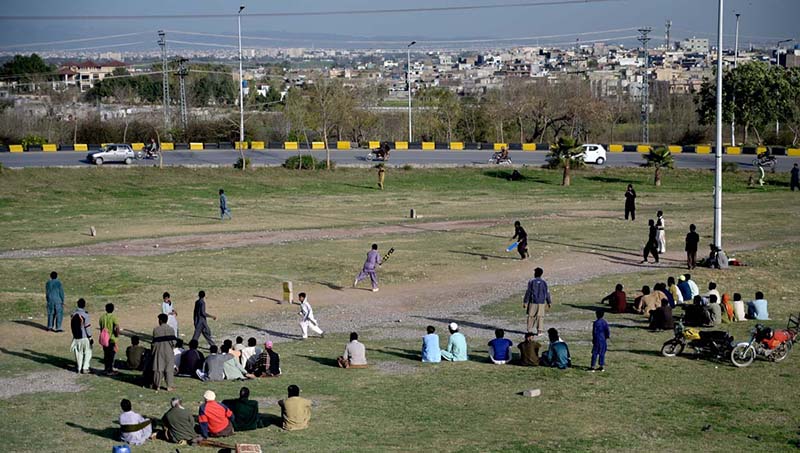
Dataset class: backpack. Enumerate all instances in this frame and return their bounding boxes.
[99,326,110,347]
[70,312,84,339]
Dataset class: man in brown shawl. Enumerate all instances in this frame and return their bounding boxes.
[152,313,176,392]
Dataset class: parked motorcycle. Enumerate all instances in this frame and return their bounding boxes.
[730,319,797,367]
[661,319,735,361]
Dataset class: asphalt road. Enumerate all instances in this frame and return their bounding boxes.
[1,149,798,171]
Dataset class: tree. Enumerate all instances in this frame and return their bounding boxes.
[547,136,584,186]
[0,54,53,91]
[306,78,344,170]
[642,146,674,186]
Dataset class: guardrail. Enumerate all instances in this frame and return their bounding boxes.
[1,142,798,156]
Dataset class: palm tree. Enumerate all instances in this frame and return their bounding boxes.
[642,146,674,186]
[547,136,584,186]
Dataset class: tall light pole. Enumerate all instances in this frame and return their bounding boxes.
[774,38,793,141]
[237,4,246,167]
[407,41,416,143]
[731,13,740,147]
[713,0,724,252]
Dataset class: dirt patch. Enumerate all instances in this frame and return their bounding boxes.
[0,369,85,399]
[0,219,504,259]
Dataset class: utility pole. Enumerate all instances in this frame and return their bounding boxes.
[713,0,724,252]
[177,57,189,131]
[237,4,246,168]
[638,27,652,144]
[158,31,170,134]
[665,20,672,50]
[407,41,416,143]
[731,13,740,147]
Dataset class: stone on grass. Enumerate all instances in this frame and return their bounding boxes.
[89,226,96,237]
[522,389,541,397]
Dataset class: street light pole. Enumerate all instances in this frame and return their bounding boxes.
[774,39,793,142]
[731,13,739,147]
[238,4,246,168]
[407,41,416,143]
[713,0,724,251]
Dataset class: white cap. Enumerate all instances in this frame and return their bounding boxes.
[203,390,216,401]
[449,322,459,331]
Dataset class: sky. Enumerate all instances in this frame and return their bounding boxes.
[0,0,798,52]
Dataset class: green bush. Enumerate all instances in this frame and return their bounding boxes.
[234,157,251,169]
[21,134,46,148]
[283,155,329,170]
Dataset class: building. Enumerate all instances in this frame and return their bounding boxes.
[57,60,127,92]
[680,38,709,55]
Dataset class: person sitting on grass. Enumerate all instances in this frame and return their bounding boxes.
[161,397,199,445]
[178,339,205,378]
[541,328,571,369]
[173,339,185,374]
[119,398,153,446]
[667,276,684,305]
[600,283,628,314]
[732,293,747,321]
[221,344,254,380]
[707,294,722,326]
[421,325,441,363]
[337,332,368,368]
[278,385,312,431]
[746,291,770,320]
[649,300,674,331]
[441,323,468,362]
[240,337,260,370]
[254,341,281,377]
[488,328,513,365]
[199,390,234,438]
[517,332,541,366]
[224,387,262,431]
[201,345,227,381]
[126,335,146,371]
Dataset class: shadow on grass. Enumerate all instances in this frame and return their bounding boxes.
[482,170,551,184]
[120,329,152,342]
[336,182,380,191]
[65,422,118,440]
[448,250,518,261]
[183,214,221,220]
[11,320,49,331]
[297,354,339,367]
[312,281,345,291]
[585,175,635,184]
[626,349,669,358]
[0,347,74,370]
[252,295,283,304]
[232,323,300,340]
[565,303,609,314]
[260,413,283,428]
[377,347,420,361]
[413,316,526,336]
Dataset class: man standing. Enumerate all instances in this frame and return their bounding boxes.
[655,210,666,253]
[354,243,382,292]
[685,224,700,270]
[589,311,610,372]
[790,163,799,191]
[218,189,232,220]
[294,292,324,339]
[161,397,198,445]
[624,184,636,221]
[45,271,65,332]
[69,298,93,374]
[98,303,120,375]
[151,313,176,392]
[440,322,468,362]
[512,221,529,260]
[377,164,386,190]
[641,219,660,264]
[192,291,216,347]
[523,267,552,335]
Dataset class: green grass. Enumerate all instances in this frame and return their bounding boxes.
[0,166,799,452]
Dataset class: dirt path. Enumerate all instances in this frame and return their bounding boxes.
[0,219,505,259]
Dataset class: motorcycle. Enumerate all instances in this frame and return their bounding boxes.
[730,317,797,367]
[366,143,391,162]
[137,147,159,160]
[488,151,512,165]
[661,319,735,361]
[752,153,776,169]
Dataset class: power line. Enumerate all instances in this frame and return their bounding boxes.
[0,0,621,21]
[2,32,151,49]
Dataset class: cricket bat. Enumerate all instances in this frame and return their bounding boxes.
[506,242,519,252]
[380,247,395,265]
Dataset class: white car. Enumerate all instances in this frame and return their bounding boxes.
[87,144,135,165]
[580,144,607,165]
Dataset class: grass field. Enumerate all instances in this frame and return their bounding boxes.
[0,166,798,452]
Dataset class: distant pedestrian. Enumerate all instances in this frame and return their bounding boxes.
[69,298,93,374]
[523,267,552,335]
[512,220,529,260]
[656,210,666,253]
[685,224,700,270]
[293,292,323,339]
[354,243,382,292]
[219,189,232,220]
[589,310,610,372]
[191,291,217,347]
[641,219,660,264]
[45,271,65,332]
[98,303,120,375]
[791,163,799,191]
[624,184,636,220]
[377,165,386,190]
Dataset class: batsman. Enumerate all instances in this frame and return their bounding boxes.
[354,243,383,292]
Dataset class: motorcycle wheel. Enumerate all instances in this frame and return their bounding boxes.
[731,343,755,367]
[661,339,684,357]
[772,341,792,362]
[366,153,374,161]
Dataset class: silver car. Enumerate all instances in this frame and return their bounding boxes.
[87,144,135,165]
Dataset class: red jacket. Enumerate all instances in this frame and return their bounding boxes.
[199,401,233,437]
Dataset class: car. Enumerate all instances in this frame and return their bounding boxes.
[87,144,135,165]
[580,144,607,165]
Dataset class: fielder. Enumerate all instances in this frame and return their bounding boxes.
[293,292,324,339]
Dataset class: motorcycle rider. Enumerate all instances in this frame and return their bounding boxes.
[145,138,158,158]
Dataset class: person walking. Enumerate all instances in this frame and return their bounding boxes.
[98,303,120,375]
[294,292,324,339]
[624,184,636,220]
[589,310,610,372]
[512,220,529,260]
[354,243,382,292]
[791,163,799,191]
[69,298,93,374]
[655,210,666,253]
[151,313,177,392]
[377,165,386,190]
[192,291,217,347]
[45,271,65,332]
[218,189,232,220]
[523,267,552,335]
[161,292,178,337]
[685,224,700,270]
[642,219,660,264]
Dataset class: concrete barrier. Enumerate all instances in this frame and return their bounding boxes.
[726,146,741,155]
[422,142,435,150]
[312,142,325,150]
[668,145,682,154]
[696,145,711,154]
[336,141,351,150]
[74,144,88,151]
[234,141,248,150]
[788,148,800,156]
[285,142,299,150]
[132,143,145,151]
[250,141,265,150]
[42,144,57,152]
[493,143,508,151]
[450,142,464,150]
[395,141,408,150]
[161,142,174,151]
[9,144,23,152]
[190,142,204,150]
[608,144,623,152]
[369,141,381,149]
[636,145,652,153]
[522,143,537,151]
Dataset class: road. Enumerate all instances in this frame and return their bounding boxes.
[1,149,798,171]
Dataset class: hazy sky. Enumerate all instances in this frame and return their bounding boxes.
[0,0,798,51]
